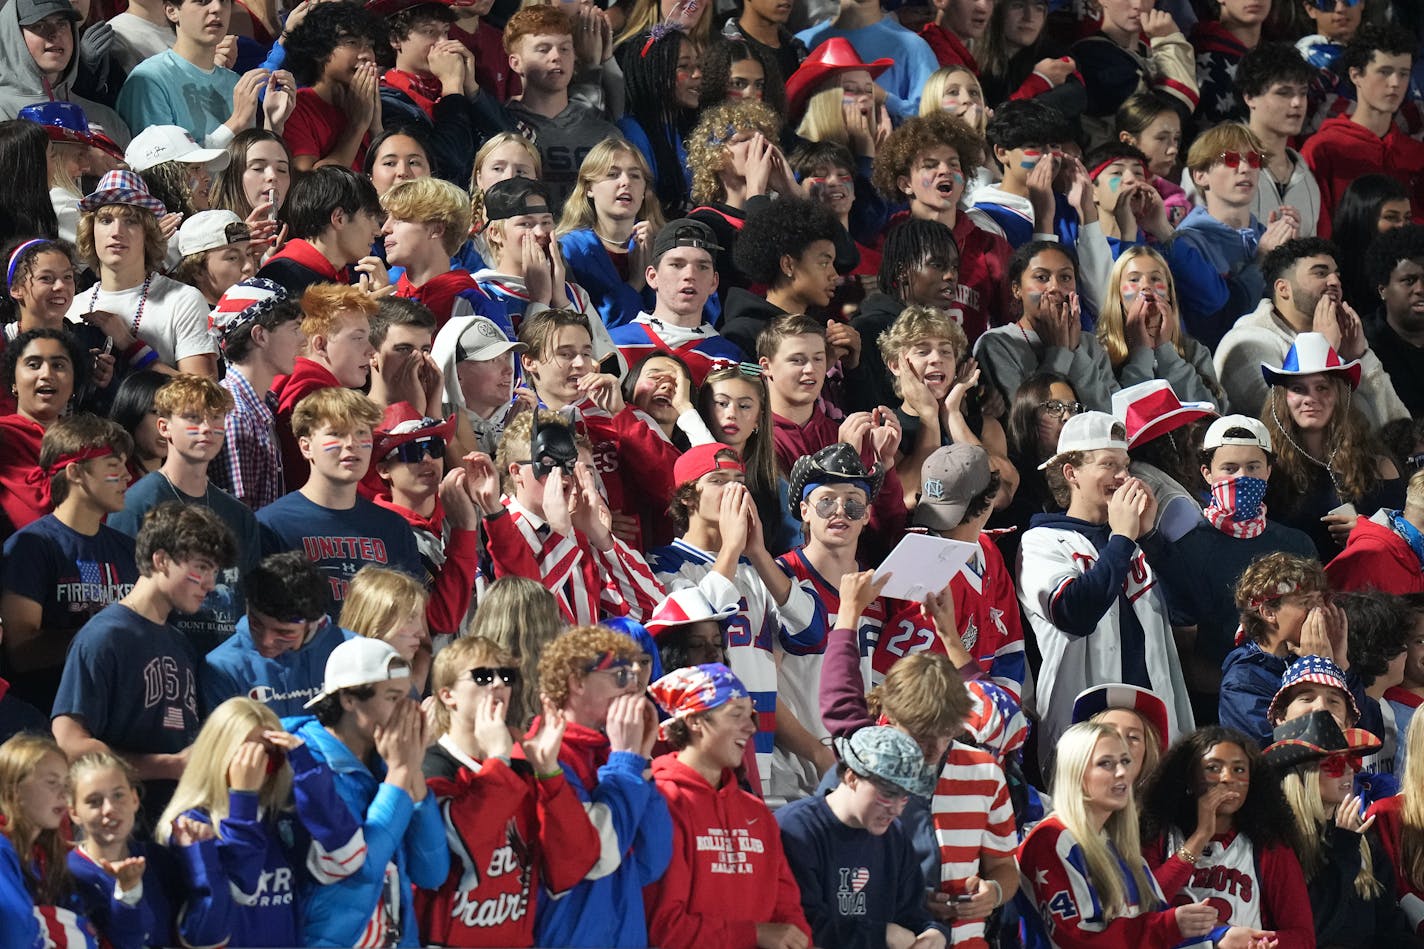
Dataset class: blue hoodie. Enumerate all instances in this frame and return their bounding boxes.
[1173,205,1266,348]
[288,716,449,947]
[201,616,354,718]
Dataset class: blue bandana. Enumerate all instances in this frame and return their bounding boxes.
[1387,510,1424,569]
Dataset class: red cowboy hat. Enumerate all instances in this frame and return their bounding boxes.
[785,37,893,119]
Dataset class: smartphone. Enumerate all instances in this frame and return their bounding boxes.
[953,894,976,904]
[266,188,278,222]
[599,352,620,376]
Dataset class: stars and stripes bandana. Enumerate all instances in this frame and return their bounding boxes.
[647,663,748,738]
[1203,475,1268,540]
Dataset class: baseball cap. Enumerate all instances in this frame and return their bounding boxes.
[1037,411,1127,470]
[304,638,411,708]
[674,443,744,487]
[16,0,81,27]
[124,125,230,173]
[454,316,526,362]
[652,219,723,262]
[178,210,251,257]
[1203,415,1272,453]
[833,725,936,799]
[483,178,552,222]
[912,443,991,531]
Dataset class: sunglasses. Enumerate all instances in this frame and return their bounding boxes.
[812,496,868,521]
[1318,753,1363,778]
[1218,151,1264,170]
[1308,0,1359,9]
[469,666,517,687]
[387,436,445,463]
[1040,399,1084,419]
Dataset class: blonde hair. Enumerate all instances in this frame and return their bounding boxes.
[866,651,971,748]
[1096,246,1185,366]
[431,634,515,734]
[154,373,235,418]
[1280,766,1382,897]
[382,177,474,258]
[76,204,167,274]
[1400,711,1424,889]
[1186,122,1268,175]
[687,100,780,206]
[556,138,667,236]
[339,566,429,648]
[290,387,382,439]
[469,133,543,232]
[0,734,72,905]
[877,304,967,397]
[1088,707,1161,790]
[467,576,565,726]
[68,750,139,804]
[299,283,377,340]
[920,66,988,136]
[614,0,710,48]
[157,698,292,843]
[48,142,86,197]
[795,87,852,147]
[1050,722,1159,923]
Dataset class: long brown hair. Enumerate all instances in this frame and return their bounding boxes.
[1261,376,1382,510]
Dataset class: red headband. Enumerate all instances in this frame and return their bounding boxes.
[1088,158,1145,181]
[44,445,113,476]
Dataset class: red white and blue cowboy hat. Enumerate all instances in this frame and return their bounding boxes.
[1111,379,1217,449]
[643,587,738,638]
[1260,332,1361,390]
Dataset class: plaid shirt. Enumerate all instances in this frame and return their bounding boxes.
[214,364,283,511]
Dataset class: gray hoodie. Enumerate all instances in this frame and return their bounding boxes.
[0,2,130,146]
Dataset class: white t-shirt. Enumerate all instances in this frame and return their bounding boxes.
[109,13,176,74]
[66,273,216,367]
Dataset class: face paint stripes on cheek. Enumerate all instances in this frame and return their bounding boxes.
[321,439,342,453]
[358,438,373,451]
[186,571,205,585]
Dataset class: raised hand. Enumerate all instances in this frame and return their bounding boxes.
[171,815,216,846]
[576,372,625,415]
[474,690,514,759]
[523,695,567,773]
[262,70,297,133]
[1141,8,1180,38]
[867,406,901,467]
[96,855,147,892]
[522,232,554,305]
[462,451,502,513]
[837,569,889,627]
[226,741,269,792]
[1334,793,1374,833]
[604,693,646,754]
[542,465,574,536]
[718,482,751,558]
[1107,478,1146,541]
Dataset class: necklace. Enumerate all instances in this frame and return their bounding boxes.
[1270,397,1347,500]
[163,472,214,509]
[90,272,154,337]
[594,228,630,250]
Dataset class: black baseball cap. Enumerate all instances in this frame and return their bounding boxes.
[483,178,552,222]
[652,218,723,262]
[17,0,82,26]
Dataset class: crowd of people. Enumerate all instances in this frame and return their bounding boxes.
[3,0,1424,944]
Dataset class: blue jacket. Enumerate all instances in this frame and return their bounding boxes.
[1219,643,1373,747]
[289,717,448,947]
[67,840,222,949]
[1173,206,1266,349]
[559,228,657,330]
[201,616,354,718]
[0,831,137,949]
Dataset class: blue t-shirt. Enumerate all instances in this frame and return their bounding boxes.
[115,49,240,146]
[0,514,138,712]
[256,491,422,608]
[52,602,201,753]
[107,472,267,655]
[794,17,939,120]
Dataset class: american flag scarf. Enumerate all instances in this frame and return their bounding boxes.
[1203,475,1268,540]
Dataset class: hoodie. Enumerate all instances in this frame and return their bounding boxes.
[201,614,355,717]
[271,356,343,488]
[1218,641,1371,747]
[1172,205,1266,349]
[1325,511,1424,596]
[430,314,518,457]
[719,287,787,361]
[1302,116,1424,238]
[643,755,810,949]
[0,2,129,145]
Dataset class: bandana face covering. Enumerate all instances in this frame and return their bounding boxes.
[1204,475,1268,539]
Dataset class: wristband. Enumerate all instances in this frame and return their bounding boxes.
[987,878,1003,908]
[131,348,160,370]
[121,338,148,360]
[535,768,563,780]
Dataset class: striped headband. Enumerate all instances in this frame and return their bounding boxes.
[7,239,50,286]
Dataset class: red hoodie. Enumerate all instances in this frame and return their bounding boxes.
[1301,116,1424,238]
[1325,514,1424,595]
[0,414,47,534]
[370,493,481,637]
[642,755,810,949]
[270,357,343,488]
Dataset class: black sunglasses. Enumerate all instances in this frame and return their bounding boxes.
[388,436,445,464]
[469,666,518,687]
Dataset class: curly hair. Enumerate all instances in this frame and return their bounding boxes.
[1337,591,1411,685]
[135,502,237,576]
[984,98,1072,153]
[139,160,201,218]
[0,238,76,325]
[1233,552,1328,645]
[686,99,779,207]
[871,112,984,200]
[1366,223,1424,291]
[1340,23,1416,82]
[1261,375,1384,513]
[538,625,642,708]
[283,1,387,87]
[732,196,839,288]
[1235,42,1314,99]
[1139,726,1299,851]
[3,327,89,410]
[699,37,785,114]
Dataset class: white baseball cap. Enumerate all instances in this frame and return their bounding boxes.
[178,210,250,256]
[125,125,230,173]
[304,638,412,708]
[1202,415,1272,453]
[1037,411,1128,470]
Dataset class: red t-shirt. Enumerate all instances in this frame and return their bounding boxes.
[283,88,369,171]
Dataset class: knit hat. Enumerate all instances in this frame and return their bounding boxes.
[833,725,936,799]
[1266,654,1360,726]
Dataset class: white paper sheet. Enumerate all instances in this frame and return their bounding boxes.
[871,533,980,602]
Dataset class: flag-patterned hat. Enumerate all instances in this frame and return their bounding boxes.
[1263,709,1380,772]
[1071,683,1171,754]
[1260,332,1361,389]
[79,169,166,214]
[1111,379,1216,449]
[208,278,290,344]
[643,588,739,637]
[648,663,748,737]
[1267,654,1359,726]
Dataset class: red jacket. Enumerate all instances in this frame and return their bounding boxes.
[0,414,47,534]
[370,493,480,637]
[1365,795,1424,935]
[642,755,810,948]
[1301,116,1424,238]
[271,357,343,489]
[416,744,599,947]
[1325,514,1424,595]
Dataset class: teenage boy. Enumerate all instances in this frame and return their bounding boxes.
[367,402,481,640]
[1237,43,1323,236]
[52,503,235,812]
[383,176,501,328]
[108,374,264,655]
[1302,25,1424,238]
[503,6,618,210]
[1328,468,1424,596]
[920,0,989,70]
[258,387,423,607]
[430,314,527,456]
[256,166,386,296]
[518,307,677,542]
[648,443,820,799]
[281,1,388,171]
[794,0,939,120]
[1018,411,1194,766]
[1364,224,1424,416]
[292,636,449,946]
[116,0,295,147]
[609,219,742,386]
[108,0,173,72]
[0,415,137,714]
[472,409,664,625]
[533,625,672,948]
[1159,415,1315,721]
[722,0,806,82]
[202,550,354,717]
[1213,241,1407,423]
[271,282,379,485]
[776,726,945,949]
[210,278,304,511]
[365,298,445,423]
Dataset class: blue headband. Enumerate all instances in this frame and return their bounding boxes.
[7,239,48,287]
[801,479,871,502]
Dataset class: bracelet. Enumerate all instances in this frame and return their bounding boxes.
[986,878,1003,909]
[535,767,563,780]
[1176,845,1199,866]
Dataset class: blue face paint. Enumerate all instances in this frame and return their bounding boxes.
[1108,176,1123,192]
[1121,288,1139,302]
[1027,290,1044,305]
[1019,149,1043,170]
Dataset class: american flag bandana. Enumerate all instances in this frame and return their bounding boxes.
[648,663,747,738]
[1203,475,1268,540]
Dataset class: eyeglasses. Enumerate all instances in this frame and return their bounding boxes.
[591,665,638,688]
[812,496,868,520]
[867,778,911,806]
[1319,754,1363,778]
[1040,399,1084,419]
[387,436,445,463]
[1406,452,1424,470]
[1218,151,1264,170]
[469,666,518,687]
